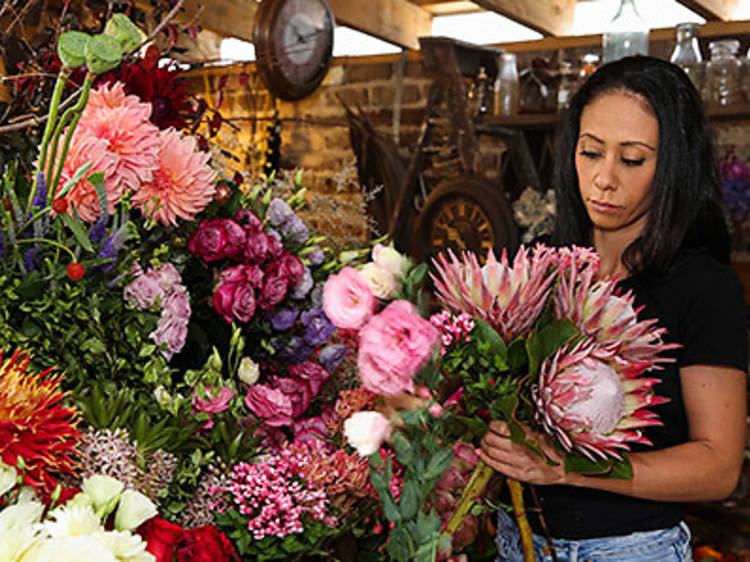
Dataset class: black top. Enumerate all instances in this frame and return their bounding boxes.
[531,248,748,539]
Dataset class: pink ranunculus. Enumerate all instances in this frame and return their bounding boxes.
[343,411,391,456]
[257,274,288,311]
[357,300,440,396]
[187,218,246,262]
[272,376,312,418]
[192,386,234,414]
[245,384,294,427]
[288,361,329,395]
[292,416,330,443]
[322,267,377,330]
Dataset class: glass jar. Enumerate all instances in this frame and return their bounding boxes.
[556,61,578,111]
[703,39,745,108]
[493,53,520,116]
[669,22,703,90]
[602,0,649,64]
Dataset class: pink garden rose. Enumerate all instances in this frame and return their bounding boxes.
[243,230,270,264]
[245,384,294,427]
[357,300,440,396]
[213,282,256,324]
[322,267,377,330]
[257,274,288,311]
[192,386,234,414]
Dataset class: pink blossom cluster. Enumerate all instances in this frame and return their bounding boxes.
[429,311,475,355]
[188,211,307,325]
[212,448,336,541]
[50,82,215,225]
[123,262,190,360]
[323,266,440,396]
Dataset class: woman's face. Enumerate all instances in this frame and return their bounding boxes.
[575,90,659,234]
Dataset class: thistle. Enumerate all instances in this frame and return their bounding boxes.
[431,244,559,343]
[0,350,81,496]
[533,339,669,461]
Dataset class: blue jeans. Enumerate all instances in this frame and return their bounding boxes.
[495,509,693,561]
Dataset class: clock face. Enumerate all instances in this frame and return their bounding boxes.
[429,195,495,259]
[254,0,335,100]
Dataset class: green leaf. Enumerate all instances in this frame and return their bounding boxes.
[399,478,418,520]
[407,262,428,287]
[415,508,441,544]
[391,431,415,467]
[526,319,579,379]
[386,524,412,562]
[507,338,528,371]
[57,162,92,199]
[423,447,453,481]
[86,171,108,220]
[609,455,634,479]
[472,318,507,359]
[563,452,634,478]
[59,212,94,253]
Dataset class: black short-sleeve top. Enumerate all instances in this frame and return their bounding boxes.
[532,248,748,539]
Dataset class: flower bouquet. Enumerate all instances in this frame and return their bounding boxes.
[323,243,675,560]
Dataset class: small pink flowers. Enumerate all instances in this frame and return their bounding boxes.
[212,448,335,541]
[430,311,475,355]
[322,267,377,330]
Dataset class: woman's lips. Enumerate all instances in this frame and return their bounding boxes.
[589,199,622,213]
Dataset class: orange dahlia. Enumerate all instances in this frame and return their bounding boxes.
[0,350,81,497]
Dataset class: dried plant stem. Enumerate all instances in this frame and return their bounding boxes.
[509,478,535,562]
[444,458,494,537]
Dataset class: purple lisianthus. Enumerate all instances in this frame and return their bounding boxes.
[291,266,313,299]
[270,307,299,330]
[318,343,349,373]
[280,215,309,243]
[277,335,313,364]
[267,198,295,228]
[301,308,335,346]
[306,246,325,266]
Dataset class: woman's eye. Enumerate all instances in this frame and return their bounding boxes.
[622,157,645,167]
[579,150,600,159]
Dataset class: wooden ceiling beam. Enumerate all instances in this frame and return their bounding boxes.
[468,0,576,36]
[330,0,432,49]
[675,0,740,21]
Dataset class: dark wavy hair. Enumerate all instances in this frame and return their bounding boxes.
[552,55,729,273]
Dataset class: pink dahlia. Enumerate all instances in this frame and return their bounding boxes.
[132,129,216,226]
[431,244,559,343]
[53,129,118,222]
[554,246,678,365]
[533,339,669,461]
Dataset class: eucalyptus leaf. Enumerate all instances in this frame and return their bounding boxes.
[57,31,91,68]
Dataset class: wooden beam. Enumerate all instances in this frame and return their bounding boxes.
[175,0,258,43]
[468,0,576,36]
[330,0,432,49]
[675,0,739,21]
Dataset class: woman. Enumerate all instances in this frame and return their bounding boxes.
[480,56,748,561]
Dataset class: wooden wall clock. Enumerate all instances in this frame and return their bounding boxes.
[253,0,336,101]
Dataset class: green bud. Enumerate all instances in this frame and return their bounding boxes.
[207,348,223,372]
[49,484,62,506]
[294,169,304,188]
[103,13,143,53]
[262,187,273,206]
[57,31,91,68]
[85,34,123,75]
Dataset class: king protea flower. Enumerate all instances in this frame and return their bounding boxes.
[431,244,559,343]
[533,339,669,461]
[554,245,678,365]
[0,350,81,496]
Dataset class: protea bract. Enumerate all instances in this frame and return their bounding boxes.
[431,244,559,343]
[554,245,678,365]
[533,339,669,461]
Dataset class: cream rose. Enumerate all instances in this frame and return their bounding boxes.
[360,262,400,299]
[343,411,391,456]
[372,244,410,277]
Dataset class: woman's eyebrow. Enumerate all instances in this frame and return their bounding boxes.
[578,132,655,151]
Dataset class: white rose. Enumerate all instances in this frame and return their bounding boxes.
[81,475,123,518]
[373,244,409,277]
[0,461,17,496]
[237,356,260,385]
[343,411,391,456]
[113,490,157,532]
[19,535,117,562]
[360,263,399,300]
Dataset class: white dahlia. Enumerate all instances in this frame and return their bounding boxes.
[533,339,669,461]
[431,244,559,343]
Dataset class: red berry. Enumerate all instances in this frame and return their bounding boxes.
[52,198,69,214]
[67,262,85,281]
[373,523,383,534]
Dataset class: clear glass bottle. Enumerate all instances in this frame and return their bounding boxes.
[475,66,490,116]
[493,53,520,116]
[602,0,649,64]
[669,22,703,89]
[703,39,745,108]
[557,61,578,111]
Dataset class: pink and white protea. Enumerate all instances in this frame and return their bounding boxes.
[431,244,559,343]
[554,246,677,365]
[533,339,669,461]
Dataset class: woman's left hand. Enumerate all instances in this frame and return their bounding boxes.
[479,420,567,485]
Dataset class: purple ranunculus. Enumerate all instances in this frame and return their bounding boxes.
[301,308,335,346]
[188,218,246,262]
[243,231,270,264]
[270,307,299,330]
[291,266,313,299]
[267,198,295,227]
[319,343,349,373]
[280,215,309,243]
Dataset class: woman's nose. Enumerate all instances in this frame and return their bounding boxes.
[593,156,618,191]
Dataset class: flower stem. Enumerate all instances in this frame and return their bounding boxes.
[15,237,76,261]
[444,458,494,537]
[508,478,535,562]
